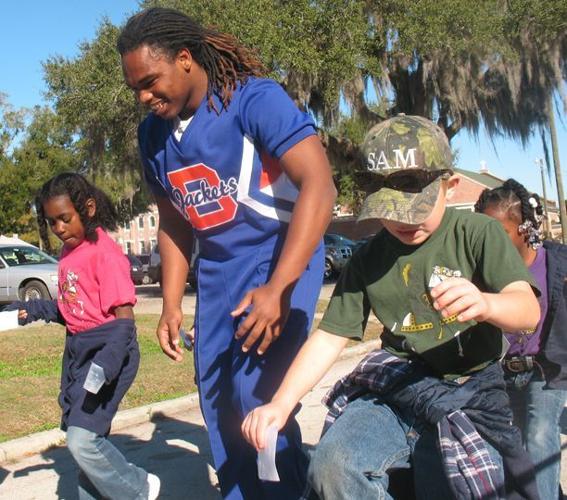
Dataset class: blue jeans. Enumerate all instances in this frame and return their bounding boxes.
[307,394,504,500]
[506,369,567,500]
[67,426,149,500]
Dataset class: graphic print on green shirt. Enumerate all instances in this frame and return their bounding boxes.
[320,209,536,378]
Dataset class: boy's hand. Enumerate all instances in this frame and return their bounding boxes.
[241,401,289,451]
[18,310,28,321]
[430,277,492,323]
[231,283,292,355]
[156,307,184,362]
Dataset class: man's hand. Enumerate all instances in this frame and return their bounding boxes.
[231,283,292,355]
[430,277,491,323]
[156,307,184,362]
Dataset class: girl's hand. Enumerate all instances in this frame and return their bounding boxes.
[18,310,28,321]
[241,401,289,451]
[231,283,292,355]
[156,307,184,362]
[430,277,491,323]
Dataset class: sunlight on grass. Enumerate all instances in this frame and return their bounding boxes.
[0,304,381,442]
[0,314,195,442]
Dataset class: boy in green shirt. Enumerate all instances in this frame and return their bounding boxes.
[242,115,540,498]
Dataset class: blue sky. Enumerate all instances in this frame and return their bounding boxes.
[1,0,566,199]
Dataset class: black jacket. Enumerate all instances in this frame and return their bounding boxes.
[5,299,140,435]
[538,241,567,389]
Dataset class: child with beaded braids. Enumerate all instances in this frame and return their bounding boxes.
[475,178,567,499]
[118,7,336,499]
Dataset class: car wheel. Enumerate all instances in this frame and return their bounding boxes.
[142,275,152,285]
[324,259,334,280]
[20,280,50,301]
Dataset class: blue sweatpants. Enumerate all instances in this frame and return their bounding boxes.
[194,238,324,499]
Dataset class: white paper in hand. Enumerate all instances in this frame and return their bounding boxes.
[257,424,280,482]
[0,310,19,332]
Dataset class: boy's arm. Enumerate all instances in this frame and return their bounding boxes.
[430,279,539,332]
[242,329,348,450]
[233,136,336,355]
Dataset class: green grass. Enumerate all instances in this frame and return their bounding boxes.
[0,314,196,442]
[0,304,382,443]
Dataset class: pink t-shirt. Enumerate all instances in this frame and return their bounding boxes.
[57,227,136,334]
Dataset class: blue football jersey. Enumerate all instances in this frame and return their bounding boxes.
[138,77,316,261]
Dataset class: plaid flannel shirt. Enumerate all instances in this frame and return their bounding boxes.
[304,350,502,500]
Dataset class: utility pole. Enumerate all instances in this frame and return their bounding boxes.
[548,95,567,244]
[30,203,42,250]
[536,158,552,238]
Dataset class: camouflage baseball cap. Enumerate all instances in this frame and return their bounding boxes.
[358,114,453,225]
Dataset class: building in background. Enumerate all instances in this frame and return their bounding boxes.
[110,205,159,255]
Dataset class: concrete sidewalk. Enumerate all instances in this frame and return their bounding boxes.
[0,342,377,499]
[1,337,566,499]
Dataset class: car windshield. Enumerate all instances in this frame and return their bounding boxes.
[137,255,150,265]
[0,246,58,266]
[127,255,142,266]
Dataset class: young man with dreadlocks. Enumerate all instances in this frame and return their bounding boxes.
[476,179,567,499]
[118,7,336,499]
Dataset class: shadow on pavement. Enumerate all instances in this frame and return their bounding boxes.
[560,407,567,434]
[11,413,220,499]
[0,468,8,486]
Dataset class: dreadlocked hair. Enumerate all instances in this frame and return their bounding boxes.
[474,178,544,247]
[117,7,266,113]
[35,173,118,254]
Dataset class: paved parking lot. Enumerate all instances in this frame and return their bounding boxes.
[133,282,336,315]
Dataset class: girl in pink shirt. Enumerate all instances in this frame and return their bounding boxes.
[11,173,159,500]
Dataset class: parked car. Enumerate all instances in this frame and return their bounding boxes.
[127,254,146,285]
[0,244,59,303]
[149,239,199,289]
[134,254,152,284]
[323,234,353,280]
[324,233,357,251]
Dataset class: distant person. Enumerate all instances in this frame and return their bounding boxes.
[476,178,567,499]
[242,115,541,499]
[118,7,335,499]
[6,173,159,500]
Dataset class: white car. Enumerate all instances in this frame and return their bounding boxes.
[0,244,59,303]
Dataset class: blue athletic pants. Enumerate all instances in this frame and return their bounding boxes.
[194,239,324,499]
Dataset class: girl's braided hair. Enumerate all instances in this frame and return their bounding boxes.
[117,7,266,113]
[474,178,544,249]
[35,173,118,254]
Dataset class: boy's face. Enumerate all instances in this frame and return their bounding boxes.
[381,176,458,245]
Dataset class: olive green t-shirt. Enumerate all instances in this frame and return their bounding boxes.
[320,208,536,379]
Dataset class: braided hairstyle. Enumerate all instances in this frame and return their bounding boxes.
[117,7,266,113]
[474,178,545,249]
[35,173,118,253]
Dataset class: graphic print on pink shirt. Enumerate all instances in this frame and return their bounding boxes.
[60,269,84,316]
[57,228,136,334]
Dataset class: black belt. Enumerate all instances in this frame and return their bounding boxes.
[503,355,535,373]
